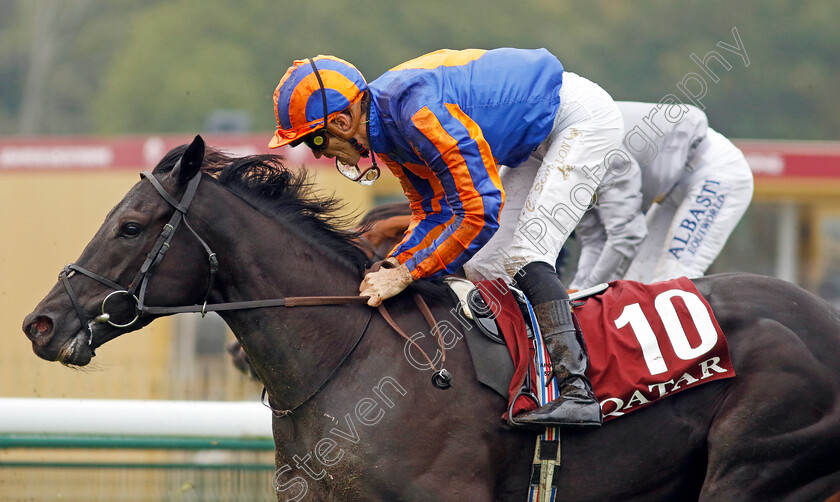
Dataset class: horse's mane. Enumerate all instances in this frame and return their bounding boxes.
[153,145,371,276]
[153,144,449,299]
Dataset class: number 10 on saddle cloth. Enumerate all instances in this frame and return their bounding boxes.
[503,277,735,502]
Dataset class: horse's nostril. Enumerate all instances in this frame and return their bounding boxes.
[24,316,54,346]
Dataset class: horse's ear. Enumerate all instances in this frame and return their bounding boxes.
[172,135,205,185]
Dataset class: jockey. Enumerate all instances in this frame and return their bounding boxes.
[268,49,624,427]
[569,101,754,289]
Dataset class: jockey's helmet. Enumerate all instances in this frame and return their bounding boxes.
[269,55,367,149]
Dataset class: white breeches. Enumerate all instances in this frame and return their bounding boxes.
[623,129,754,283]
[463,72,624,283]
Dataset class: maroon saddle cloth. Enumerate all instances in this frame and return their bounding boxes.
[473,277,736,423]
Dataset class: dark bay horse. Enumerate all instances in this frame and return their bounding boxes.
[23,137,840,501]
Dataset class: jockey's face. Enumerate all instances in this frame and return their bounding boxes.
[311,106,367,167]
[311,133,362,167]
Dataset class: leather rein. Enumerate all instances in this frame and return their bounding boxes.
[58,166,449,417]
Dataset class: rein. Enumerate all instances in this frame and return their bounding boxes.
[58,166,450,414]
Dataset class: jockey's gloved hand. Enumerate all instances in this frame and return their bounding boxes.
[360,257,413,307]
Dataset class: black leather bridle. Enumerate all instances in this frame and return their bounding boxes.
[59,163,217,349]
[56,165,449,414]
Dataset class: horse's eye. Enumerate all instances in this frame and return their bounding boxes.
[120,222,143,238]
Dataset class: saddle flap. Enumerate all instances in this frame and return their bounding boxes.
[445,277,513,398]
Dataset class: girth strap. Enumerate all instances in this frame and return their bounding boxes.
[377,294,445,370]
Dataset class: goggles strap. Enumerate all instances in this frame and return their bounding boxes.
[365,101,380,172]
[348,138,369,157]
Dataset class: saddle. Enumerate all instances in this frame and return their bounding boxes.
[446,276,737,500]
[446,276,736,424]
[446,278,607,422]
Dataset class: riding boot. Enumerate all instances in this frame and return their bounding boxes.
[513,262,602,427]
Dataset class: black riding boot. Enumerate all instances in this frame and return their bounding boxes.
[513,262,602,427]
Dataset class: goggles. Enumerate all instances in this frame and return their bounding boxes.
[290,131,329,152]
[305,133,328,152]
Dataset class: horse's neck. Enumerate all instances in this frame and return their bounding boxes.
[199,199,361,300]
[193,189,369,406]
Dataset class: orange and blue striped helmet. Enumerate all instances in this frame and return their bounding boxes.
[268,55,367,149]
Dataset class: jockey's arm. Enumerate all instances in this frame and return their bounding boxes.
[572,150,647,289]
[385,103,505,281]
[570,213,607,289]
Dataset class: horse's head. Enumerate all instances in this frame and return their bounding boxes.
[22,136,213,365]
